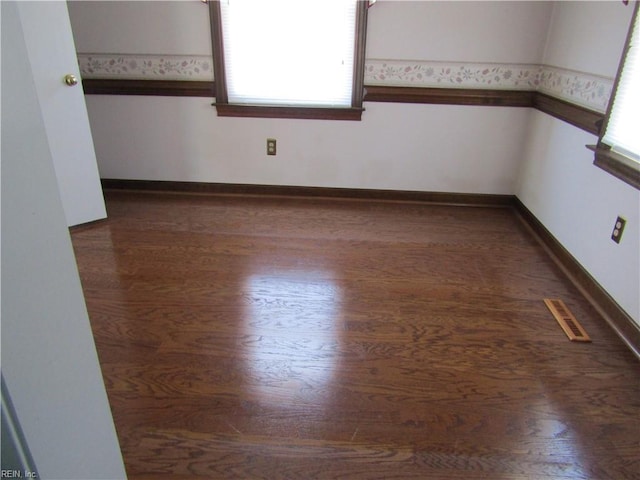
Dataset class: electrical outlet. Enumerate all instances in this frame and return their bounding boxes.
[611,216,626,244]
[267,138,276,156]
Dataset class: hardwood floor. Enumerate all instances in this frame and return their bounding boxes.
[71,190,639,480]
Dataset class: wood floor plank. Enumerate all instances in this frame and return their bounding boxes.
[71,191,639,480]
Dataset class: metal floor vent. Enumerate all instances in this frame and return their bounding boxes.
[544,299,591,342]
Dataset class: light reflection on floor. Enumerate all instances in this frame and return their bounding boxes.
[242,270,342,407]
[530,390,590,477]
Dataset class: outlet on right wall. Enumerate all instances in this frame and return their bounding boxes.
[516,1,639,326]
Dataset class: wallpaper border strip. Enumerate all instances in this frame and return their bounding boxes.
[365,60,539,90]
[77,54,214,82]
[537,65,613,113]
[76,54,613,113]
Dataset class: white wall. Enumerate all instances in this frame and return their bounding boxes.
[1,2,127,478]
[367,1,550,63]
[87,97,530,194]
[516,1,639,325]
[69,1,552,194]
[68,0,212,56]
[541,1,632,76]
[68,0,551,63]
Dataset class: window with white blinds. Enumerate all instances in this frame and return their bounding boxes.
[218,0,358,107]
[601,4,640,164]
[591,2,640,189]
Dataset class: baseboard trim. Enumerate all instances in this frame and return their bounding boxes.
[100,179,514,207]
[513,197,640,358]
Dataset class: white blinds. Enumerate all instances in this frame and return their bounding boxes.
[219,0,357,107]
[602,9,640,163]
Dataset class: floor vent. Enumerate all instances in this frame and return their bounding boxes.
[544,299,591,342]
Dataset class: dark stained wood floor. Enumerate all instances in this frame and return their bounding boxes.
[71,190,640,480]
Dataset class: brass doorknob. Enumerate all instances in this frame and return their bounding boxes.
[63,74,78,86]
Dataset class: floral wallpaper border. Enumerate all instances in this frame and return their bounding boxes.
[77,54,613,112]
[365,59,613,112]
[537,65,612,113]
[364,59,540,90]
[77,53,214,81]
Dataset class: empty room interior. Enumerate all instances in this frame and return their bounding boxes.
[2,1,639,479]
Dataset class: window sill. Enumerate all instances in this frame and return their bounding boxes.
[213,103,364,121]
[587,145,640,190]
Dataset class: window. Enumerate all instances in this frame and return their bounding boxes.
[591,2,640,190]
[209,0,369,120]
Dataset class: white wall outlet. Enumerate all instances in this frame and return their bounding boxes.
[267,138,276,156]
[611,216,626,244]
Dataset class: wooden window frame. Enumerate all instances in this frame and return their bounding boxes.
[589,1,640,190]
[208,0,368,121]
